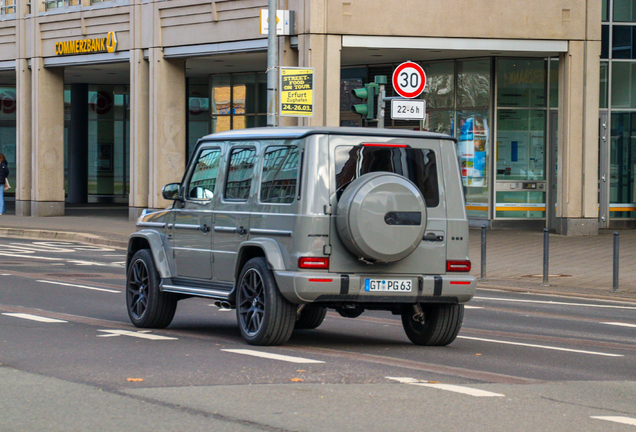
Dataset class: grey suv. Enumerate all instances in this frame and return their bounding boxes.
[126,127,475,346]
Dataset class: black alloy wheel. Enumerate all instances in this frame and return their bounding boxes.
[126,249,177,329]
[236,257,295,346]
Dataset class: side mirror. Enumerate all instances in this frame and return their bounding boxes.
[162,183,181,201]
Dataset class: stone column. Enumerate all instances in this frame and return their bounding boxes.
[15,58,31,216]
[129,49,150,219]
[31,57,65,217]
[148,48,186,209]
[556,39,601,236]
[298,34,341,127]
[67,83,89,204]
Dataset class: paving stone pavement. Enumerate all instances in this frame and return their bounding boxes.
[0,202,634,301]
[469,228,636,300]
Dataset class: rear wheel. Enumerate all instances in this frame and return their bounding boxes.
[295,305,327,330]
[126,249,177,328]
[236,257,296,346]
[401,304,464,346]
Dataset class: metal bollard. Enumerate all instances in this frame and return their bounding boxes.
[611,231,620,293]
[480,224,487,281]
[541,228,550,286]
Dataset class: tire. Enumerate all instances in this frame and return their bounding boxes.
[401,304,464,346]
[295,305,327,330]
[236,257,296,346]
[126,249,178,329]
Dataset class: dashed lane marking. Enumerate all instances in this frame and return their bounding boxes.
[600,322,636,328]
[37,280,119,293]
[97,330,178,340]
[2,313,68,323]
[221,349,325,364]
[590,416,636,426]
[458,336,624,357]
[386,377,504,397]
[474,296,636,310]
[464,306,483,309]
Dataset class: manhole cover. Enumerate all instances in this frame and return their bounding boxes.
[45,274,102,278]
[521,274,573,278]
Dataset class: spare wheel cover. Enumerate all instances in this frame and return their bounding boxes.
[336,172,427,262]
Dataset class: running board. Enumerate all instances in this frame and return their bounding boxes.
[161,283,232,300]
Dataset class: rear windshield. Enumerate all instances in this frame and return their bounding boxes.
[334,145,439,207]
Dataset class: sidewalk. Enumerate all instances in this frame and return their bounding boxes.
[0,201,634,301]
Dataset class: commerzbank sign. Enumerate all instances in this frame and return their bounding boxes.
[55,31,118,56]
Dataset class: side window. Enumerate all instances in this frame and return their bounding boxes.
[334,145,440,208]
[188,148,221,200]
[225,147,257,200]
[260,146,300,204]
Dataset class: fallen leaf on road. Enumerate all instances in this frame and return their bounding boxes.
[296,370,306,373]
[127,378,144,382]
[291,378,304,382]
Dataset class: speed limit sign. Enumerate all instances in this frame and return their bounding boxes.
[392,61,426,99]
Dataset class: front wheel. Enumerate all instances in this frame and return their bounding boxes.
[401,304,464,346]
[126,249,177,328]
[236,257,296,346]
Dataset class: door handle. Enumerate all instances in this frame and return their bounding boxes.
[199,224,210,233]
[236,226,247,236]
[424,232,444,242]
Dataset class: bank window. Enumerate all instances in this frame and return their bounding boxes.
[613,26,636,59]
[187,148,221,200]
[260,145,300,204]
[614,0,636,22]
[497,59,547,108]
[334,145,439,208]
[611,62,636,108]
[0,0,15,14]
[44,0,79,10]
[225,146,256,201]
[211,74,267,134]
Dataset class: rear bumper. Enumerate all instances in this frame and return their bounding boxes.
[273,271,475,304]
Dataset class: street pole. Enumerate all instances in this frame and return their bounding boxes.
[266,0,277,127]
[377,85,385,129]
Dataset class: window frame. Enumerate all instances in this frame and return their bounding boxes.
[184,146,222,202]
[223,144,258,202]
[258,144,302,205]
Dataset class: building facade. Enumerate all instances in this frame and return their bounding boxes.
[0,0,618,234]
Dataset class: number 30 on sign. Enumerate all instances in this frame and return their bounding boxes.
[392,61,426,99]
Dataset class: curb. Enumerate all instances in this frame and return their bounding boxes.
[477,282,636,303]
[0,228,128,249]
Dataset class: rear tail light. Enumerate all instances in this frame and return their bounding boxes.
[298,257,330,269]
[446,260,471,272]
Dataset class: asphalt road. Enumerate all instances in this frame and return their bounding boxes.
[0,238,635,431]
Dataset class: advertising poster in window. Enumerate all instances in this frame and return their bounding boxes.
[280,67,314,117]
[458,115,489,187]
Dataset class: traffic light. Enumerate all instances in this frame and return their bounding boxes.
[351,83,379,120]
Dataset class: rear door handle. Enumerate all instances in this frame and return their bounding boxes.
[236,226,247,236]
[424,232,444,242]
[199,224,210,233]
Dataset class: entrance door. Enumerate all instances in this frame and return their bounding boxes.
[547,111,558,230]
[599,112,609,229]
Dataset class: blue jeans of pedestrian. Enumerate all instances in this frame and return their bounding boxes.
[0,185,4,214]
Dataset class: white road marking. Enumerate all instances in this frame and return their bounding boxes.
[1,273,10,276]
[0,252,63,261]
[37,280,119,293]
[590,416,636,426]
[221,349,325,364]
[464,305,483,309]
[97,330,178,340]
[475,296,636,310]
[386,377,504,397]
[2,313,67,323]
[600,322,636,328]
[458,336,623,357]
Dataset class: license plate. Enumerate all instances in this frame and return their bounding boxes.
[364,279,412,292]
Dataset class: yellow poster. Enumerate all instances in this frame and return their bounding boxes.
[280,67,314,117]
